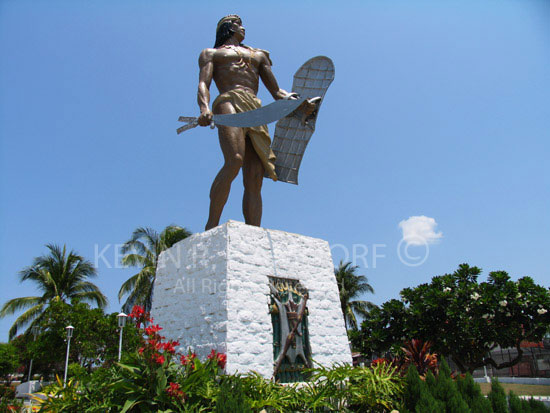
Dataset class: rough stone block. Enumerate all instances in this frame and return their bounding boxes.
[151,220,352,378]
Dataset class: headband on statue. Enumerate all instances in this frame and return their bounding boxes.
[216,14,241,31]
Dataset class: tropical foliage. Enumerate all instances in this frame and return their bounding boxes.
[334,260,374,330]
[391,339,439,378]
[0,244,107,339]
[118,225,192,312]
[402,360,550,413]
[0,342,19,381]
[14,300,142,378]
[34,306,404,412]
[355,264,550,373]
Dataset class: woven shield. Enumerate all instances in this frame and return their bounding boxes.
[270,56,335,184]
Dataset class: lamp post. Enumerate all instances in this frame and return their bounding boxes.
[27,325,40,383]
[63,325,74,387]
[117,312,127,361]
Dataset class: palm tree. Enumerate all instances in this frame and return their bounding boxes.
[0,244,107,339]
[118,225,192,313]
[334,260,375,330]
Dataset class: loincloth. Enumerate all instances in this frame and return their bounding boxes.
[212,89,277,181]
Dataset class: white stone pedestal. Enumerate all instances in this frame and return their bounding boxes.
[151,220,352,378]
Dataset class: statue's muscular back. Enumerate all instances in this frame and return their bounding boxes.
[201,45,269,97]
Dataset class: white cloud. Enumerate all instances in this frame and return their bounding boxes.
[399,216,443,246]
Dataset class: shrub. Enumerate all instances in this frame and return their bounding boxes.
[401,339,438,377]
[431,359,470,413]
[0,384,15,400]
[508,390,527,413]
[488,378,508,413]
[400,364,445,413]
[33,305,406,412]
[67,362,88,382]
[214,376,253,413]
[402,365,423,411]
[303,361,404,412]
[456,373,493,413]
[527,396,550,413]
[414,388,445,413]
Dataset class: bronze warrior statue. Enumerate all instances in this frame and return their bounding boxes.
[197,15,296,230]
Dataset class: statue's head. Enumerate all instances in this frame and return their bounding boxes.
[214,14,244,48]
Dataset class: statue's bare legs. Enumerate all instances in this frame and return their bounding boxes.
[205,100,264,231]
[242,137,263,226]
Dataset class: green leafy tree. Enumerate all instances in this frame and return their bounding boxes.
[334,260,375,330]
[0,244,107,339]
[28,301,142,376]
[118,225,192,313]
[0,342,19,382]
[356,264,550,373]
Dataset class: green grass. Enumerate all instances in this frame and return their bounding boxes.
[479,382,550,396]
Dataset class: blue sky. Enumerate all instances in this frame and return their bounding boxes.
[1,0,549,341]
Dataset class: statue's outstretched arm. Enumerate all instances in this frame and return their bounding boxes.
[258,52,296,101]
[197,49,214,126]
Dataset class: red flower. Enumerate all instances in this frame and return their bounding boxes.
[207,349,227,369]
[154,354,165,364]
[129,305,144,319]
[147,338,163,351]
[166,382,184,398]
[145,324,163,335]
[216,352,227,369]
[138,347,145,355]
[162,340,179,354]
[181,352,196,367]
[371,357,387,366]
[128,305,153,328]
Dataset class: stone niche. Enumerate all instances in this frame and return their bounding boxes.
[150,220,352,379]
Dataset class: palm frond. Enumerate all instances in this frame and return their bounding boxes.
[19,265,48,284]
[335,260,375,331]
[118,273,141,301]
[72,280,103,293]
[69,259,97,279]
[161,225,192,249]
[346,306,359,330]
[118,268,154,301]
[121,270,155,313]
[71,290,108,308]
[0,296,43,318]
[130,227,159,251]
[119,225,191,313]
[8,303,44,339]
[4,243,106,335]
[350,300,377,315]
[70,281,107,307]
[120,239,148,256]
[121,253,148,268]
[121,276,152,313]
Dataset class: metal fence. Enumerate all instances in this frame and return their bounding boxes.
[446,342,550,378]
[357,340,550,378]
